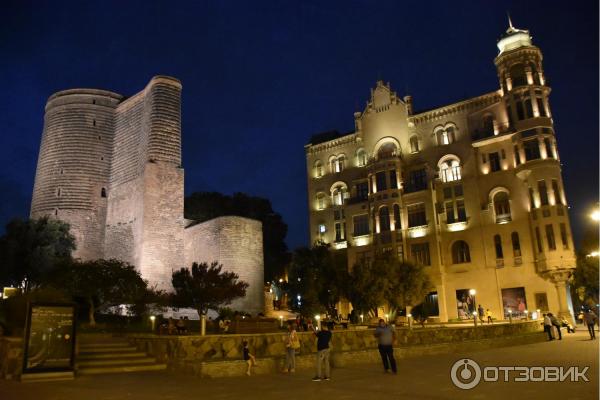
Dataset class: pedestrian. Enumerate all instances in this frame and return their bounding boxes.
[584,309,597,340]
[374,318,397,374]
[548,313,562,340]
[312,323,332,381]
[560,317,575,334]
[283,322,300,373]
[478,305,485,323]
[242,340,257,376]
[486,309,493,324]
[542,313,553,341]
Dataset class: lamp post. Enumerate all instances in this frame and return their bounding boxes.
[524,310,529,321]
[279,315,284,328]
[315,315,321,330]
[469,289,477,316]
[150,315,156,333]
[360,314,364,324]
[508,309,513,323]
[407,313,413,330]
[473,311,478,327]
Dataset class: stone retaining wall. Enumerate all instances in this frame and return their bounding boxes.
[128,321,543,376]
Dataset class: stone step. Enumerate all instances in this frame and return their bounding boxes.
[77,363,167,376]
[77,357,157,367]
[79,346,138,353]
[79,342,132,350]
[78,351,149,360]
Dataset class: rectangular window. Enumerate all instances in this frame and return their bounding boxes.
[512,232,522,257]
[356,182,369,200]
[559,223,569,249]
[506,105,513,126]
[407,203,427,227]
[454,184,463,197]
[318,195,325,210]
[524,98,533,118]
[523,139,541,161]
[481,153,487,163]
[389,170,398,189]
[535,293,549,312]
[353,214,369,237]
[376,171,387,191]
[408,168,427,192]
[335,222,343,241]
[514,145,521,165]
[489,152,501,172]
[411,242,431,266]
[535,227,543,252]
[536,97,546,117]
[456,200,466,222]
[538,180,549,206]
[529,188,536,209]
[443,187,453,199]
[445,202,455,224]
[545,224,556,251]
[334,210,341,220]
[516,101,525,120]
[396,244,404,261]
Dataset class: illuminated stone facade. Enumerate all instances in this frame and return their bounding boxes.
[305,23,576,322]
[31,76,264,312]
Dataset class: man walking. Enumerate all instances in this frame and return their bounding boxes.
[584,309,597,340]
[374,318,397,374]
[543,313,553,341]
[478,305,485,323]
[312,323,332,381]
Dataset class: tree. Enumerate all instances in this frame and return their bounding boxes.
[385,258,434,314]
[572,253,599,309]
[184,192,291,283]
[0,217,75,290]
[345,259,389,317]
[286,243,348,316]
[171,262,249,321]
[47,259,148,326]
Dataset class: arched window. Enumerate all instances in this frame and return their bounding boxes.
[314,160,324,178]
[438,156,461,183]
[509,63,527,87]
[377,142,397,159]
[493,191,511,223]
[511,232,521,257]
[101,187,107,198]
[409,136,420,153]
[494,234,504,259]
[316,193,326,210]
[356,149,368,167]
[436,126,456,145]
[452,241,471,264]
[379,206,390,232]
[331,183,348,206]
[393,204,401,230]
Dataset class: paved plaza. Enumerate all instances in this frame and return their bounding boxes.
[1,330,597,400]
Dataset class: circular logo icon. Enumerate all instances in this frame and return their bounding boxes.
[450,358,482,390]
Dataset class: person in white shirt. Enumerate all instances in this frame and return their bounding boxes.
[543,314,553,341]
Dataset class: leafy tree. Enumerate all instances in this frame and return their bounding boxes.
[47,259,148,326]
[572,253,599,308]
[184,192,291,283]
[345,259,389,317]
[171,262,249,322]
[286,243,348,316]
[385,258,434,313]
[0,217,75,290]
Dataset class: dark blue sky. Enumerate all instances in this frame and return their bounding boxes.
[0,0,597,250]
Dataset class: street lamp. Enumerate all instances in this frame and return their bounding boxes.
[315,315,321,330]
[472,311,478,327]
[359,314,364,324]
[407,313,413,330]
[469,289,477,315]
[279,315,284,328]
[508,309,513,323]
[591,210,600,221]
[149,315,156,332]
[524,310,529,321]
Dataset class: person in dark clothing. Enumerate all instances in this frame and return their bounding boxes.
[478,305,485,323]
[242,340,256,376]
[584,310,597,340]
[312,324,332,381]
[547,313,562,340]
[374,319,397,374]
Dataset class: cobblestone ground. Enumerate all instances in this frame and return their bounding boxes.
[1,330,597,400]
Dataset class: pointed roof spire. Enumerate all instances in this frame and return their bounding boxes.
[507,12,514,29]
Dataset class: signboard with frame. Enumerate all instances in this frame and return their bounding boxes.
[22,303,76,375]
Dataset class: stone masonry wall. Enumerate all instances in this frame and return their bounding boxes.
[184,216,264,314]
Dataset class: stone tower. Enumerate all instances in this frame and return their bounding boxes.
[31,76,185,290]
[495,21,575,321]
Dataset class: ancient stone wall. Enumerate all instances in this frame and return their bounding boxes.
[184,216,264,314]
[30,89,122,260]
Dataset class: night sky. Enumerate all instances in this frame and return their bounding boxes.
[0,1,597,250]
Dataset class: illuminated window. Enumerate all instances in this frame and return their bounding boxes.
[493,191,511,223]
[356,149,368,167]
[411,242,431,266]
[545,224,556,251]
[377,142,397,159]
[331,183,348,206]
[316,193,326,210]
[314,160,324,178]
[439,156,461,183]
[436,126,456,145]
[452,241,471,264]
[511,232,522,257]
[318,224,326,234]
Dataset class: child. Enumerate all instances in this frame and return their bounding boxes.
[242,340,256,376]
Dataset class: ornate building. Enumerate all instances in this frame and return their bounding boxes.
[30,76,264,313]
[304,22,576,322]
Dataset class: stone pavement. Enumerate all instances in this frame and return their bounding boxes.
[0,330,597,400]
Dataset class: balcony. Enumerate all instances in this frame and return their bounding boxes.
[495,213,512,224]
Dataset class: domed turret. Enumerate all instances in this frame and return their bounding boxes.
[497,16,533,54]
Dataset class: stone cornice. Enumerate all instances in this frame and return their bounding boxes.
[409,91,501,125]
[305,133,360,155]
